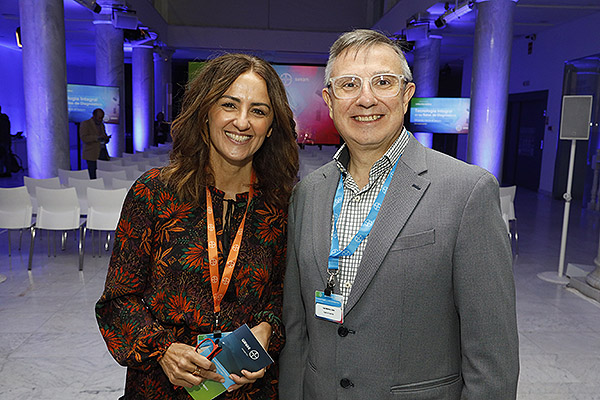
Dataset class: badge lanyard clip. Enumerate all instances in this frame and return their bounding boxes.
[325,271,337,296]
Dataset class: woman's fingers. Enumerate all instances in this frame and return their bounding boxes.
[158,343,225,388]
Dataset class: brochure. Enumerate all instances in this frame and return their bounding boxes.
[186,324,274,400]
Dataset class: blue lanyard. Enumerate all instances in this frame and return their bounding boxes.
[328,154,401,274]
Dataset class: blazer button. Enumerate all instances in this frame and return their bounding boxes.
[340,378,354,388]
[338,326,349,337]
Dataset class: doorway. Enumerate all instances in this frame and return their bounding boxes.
[502,90,548,190]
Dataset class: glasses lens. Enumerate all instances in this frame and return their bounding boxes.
[370,74,401,97]
[332,76,362,99]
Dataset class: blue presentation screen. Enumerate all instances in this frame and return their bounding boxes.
[67,84,120,124]
[409,97,470,134]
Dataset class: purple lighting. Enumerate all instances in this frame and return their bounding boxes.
[132,46,154,152]
[467,0,516,179]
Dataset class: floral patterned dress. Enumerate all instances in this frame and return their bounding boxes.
[96,169,287,399]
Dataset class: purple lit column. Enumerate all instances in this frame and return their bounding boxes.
[19,0,70,178]
[154,48,173,121]
[94,16,125,157]
[467,0,516,179]
[132,45,154,152]
[412,36,441,148]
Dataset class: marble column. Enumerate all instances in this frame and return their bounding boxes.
[132,45,154,152]
[412,36,441,148]
[19,0,70,178]
[94,15,125,157]
[467,0,516,179]
[154,48,173,121]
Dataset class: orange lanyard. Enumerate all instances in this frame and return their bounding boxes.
[205,172,254,318]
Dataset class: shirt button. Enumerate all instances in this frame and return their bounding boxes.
[344,281,352,289]
[340,378,354,388]
[353,196,361,202]
[338,326,349,337]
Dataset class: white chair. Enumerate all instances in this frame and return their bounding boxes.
[67,177,105,214]
[57,168,89,186]
[499,186,518,254]
[80,187,127,269]
[23,176,61,211]
[28,187,85,270]
[96,169,127,189]
[112,177,136,190]
[97,159,124,171]
[117,164,143,180]
[121,152,144,161]
[0,186,34,256]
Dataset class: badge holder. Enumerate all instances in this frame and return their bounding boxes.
[315,272,344,324]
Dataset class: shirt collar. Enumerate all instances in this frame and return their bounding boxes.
[333,127,409,177]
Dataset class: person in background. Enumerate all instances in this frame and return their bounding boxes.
[96,53,299,400]
[0,105,12,177]
[279,29,519,399]
[80,108,110,179]
[154,111,171,145]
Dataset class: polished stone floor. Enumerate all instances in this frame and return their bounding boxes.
[1,174,600,398]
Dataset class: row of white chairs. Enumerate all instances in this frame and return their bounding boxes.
[0,185,127,270]
[57,168,138,188]
[25,174,135,213]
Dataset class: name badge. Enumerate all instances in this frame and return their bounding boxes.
[315,290,344,324]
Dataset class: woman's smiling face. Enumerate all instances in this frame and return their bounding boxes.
[207,71,273,170]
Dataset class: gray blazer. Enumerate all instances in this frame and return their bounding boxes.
[279,136,519,400]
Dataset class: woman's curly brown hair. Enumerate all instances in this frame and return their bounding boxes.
[161,53,299,209]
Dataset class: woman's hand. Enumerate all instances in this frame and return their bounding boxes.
[158,342,225,388]
[227,322,272,392]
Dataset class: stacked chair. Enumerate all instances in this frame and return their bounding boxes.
[0,186,34,257]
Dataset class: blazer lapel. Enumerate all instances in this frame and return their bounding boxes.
[310,163,340,289]
[345,137,431,314]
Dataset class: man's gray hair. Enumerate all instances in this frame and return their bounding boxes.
[324,29,413,85]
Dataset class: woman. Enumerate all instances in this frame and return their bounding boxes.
[96,53,298,399]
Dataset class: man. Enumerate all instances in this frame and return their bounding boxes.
[0,105,12,177]
[279,29,519,399]
[80,108,110,179]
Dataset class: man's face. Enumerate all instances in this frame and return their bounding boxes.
[93,111,104,124]
[322,44,415,154]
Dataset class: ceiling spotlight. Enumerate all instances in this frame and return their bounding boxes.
[73,0,101,14]
[434,1,474,28]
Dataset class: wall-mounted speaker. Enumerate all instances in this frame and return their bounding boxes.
[559,95,593,140]
[111,11,138,30]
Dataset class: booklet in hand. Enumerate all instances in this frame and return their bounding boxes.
[186,324,274,400]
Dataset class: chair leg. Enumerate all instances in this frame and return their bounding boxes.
[28,227,36,271]
[512,219,519,255]
[61,231,67,251]
[7,230,11,257]
[79,226,86,271]
[19,228,23,250]
[105,232,111,252]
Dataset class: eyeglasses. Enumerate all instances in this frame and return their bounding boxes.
[327,73,408,99]
[195,337,223,360]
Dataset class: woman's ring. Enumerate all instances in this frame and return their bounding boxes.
[193,366,201,376]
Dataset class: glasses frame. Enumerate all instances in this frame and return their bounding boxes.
[327,73,409,99]
[195,337,223,360]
